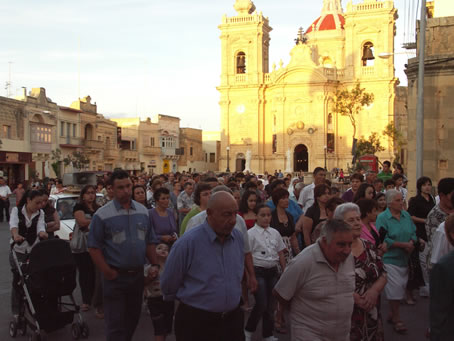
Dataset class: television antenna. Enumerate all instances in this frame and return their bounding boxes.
[5,61,13,97]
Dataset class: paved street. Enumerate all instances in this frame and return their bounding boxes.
[0,209,429,340]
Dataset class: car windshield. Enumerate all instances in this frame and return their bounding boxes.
[56,197,78,220]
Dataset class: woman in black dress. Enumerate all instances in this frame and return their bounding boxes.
[407,176,434,302]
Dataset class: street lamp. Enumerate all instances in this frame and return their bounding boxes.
[324,146,327,171]
[226,146,230,173]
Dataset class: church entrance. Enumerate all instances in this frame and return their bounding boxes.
[235,153,246,172]
[294,144,308,172]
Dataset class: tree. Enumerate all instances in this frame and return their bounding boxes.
[51,148,62,178]
[383,121,405,163]
[355,132,385,159]
[333,82,374,141]
[63,151,90,171]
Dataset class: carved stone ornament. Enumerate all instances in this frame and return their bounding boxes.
[287,127,294,135]
[234,0,256,15]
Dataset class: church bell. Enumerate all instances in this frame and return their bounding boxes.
[362,45,375,61]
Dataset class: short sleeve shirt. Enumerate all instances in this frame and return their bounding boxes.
[274,242,355,341]
[248,224,286,268]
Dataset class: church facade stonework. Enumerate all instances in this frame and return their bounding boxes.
[218,0,397,173]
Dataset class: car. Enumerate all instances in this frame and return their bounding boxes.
[51,192,104,240]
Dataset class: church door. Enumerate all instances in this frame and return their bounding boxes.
[294,144,308,172]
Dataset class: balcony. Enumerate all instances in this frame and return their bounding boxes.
[83,139,104,150]
[142,146,161,156]
[104,148,119,159]
[121,149,138,160]
[59,136,83,148]
[161,147,176,156]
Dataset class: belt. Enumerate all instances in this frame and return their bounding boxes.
[179,302,239,320]
[109,265,143,275]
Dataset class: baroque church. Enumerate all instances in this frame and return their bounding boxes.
[218,0,398,173]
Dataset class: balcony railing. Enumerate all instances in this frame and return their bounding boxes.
[104,148,119,159]
[142,146,161,156]
[161,147,176,156]
[83,139,104,149]
[121,149,139,160]
[59,136,82,147]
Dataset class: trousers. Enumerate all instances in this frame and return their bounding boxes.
[175,302,245,341]
[102,271,144,341]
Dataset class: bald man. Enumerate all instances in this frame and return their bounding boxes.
[161,192,245,341]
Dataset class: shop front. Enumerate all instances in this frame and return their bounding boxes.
[0,151,32,189]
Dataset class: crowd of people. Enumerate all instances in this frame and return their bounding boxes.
[5,165,454,341]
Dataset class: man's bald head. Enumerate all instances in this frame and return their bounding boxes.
[206,191,238,240]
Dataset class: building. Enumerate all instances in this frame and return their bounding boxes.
[203,131,221,172]
[71,96,119,172]
[57,106,84,175]
[0,95,32,187]
[218,0,397,174]
[16,88,58,180]
[111,117,161,175]
[405,0,454,193]
[178,128,204,173]
[157,114,181,174]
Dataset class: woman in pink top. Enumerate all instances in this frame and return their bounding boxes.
[357,198,387,256]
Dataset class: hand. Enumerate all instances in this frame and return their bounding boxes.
[147,266,159,280]
[419,238,426,252]
[161,235,174,243]
[13,235,25,243]
[248,275,258,293]
[104,267,119,281]
[38,231,48,240]
[377,243,387,256]
[353,293,368,310]
[404,241,415,254]
[361,288,379,311]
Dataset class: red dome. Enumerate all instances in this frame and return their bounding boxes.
[306,14,345,33]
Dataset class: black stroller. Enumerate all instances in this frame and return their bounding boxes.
[9,238,89,340]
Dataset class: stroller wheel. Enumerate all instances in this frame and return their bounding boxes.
[71,323,81,340]
[80,322,89,338]
[19,321,27,336]
[9,321,18,337]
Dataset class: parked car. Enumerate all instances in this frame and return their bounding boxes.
[51,192,104,240]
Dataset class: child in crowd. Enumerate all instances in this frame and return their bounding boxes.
[244,204,286,341]
[384,179,395,191]
[13,183,25,207]
[144,243,174,341]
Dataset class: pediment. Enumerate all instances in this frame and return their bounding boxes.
[356,25,380,35]
[274,67,327,84]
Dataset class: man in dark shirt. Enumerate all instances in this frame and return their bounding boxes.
[88,170,158,341]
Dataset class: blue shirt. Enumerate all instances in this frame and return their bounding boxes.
[160,221,244,312]
[375,208,417,267]
[88,199,159,268]
[266,198,303,222]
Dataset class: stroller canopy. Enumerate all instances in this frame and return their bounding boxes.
[28,239,76,275]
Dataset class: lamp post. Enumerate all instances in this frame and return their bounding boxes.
[226,146,230,173]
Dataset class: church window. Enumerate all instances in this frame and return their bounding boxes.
[272,134,277,153]
[327,113,333,131]
[362,42,375,67]
[236,52,246,74]
[327,133,335,153]
[323,57,333,68]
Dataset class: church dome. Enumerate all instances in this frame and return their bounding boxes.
[306,13,345,33]
[306,0,345,33]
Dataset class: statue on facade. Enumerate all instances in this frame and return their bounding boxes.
[245,150,252,172]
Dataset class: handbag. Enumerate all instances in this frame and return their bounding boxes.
[70,221,88,253]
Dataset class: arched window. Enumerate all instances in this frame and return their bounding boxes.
[327,113,333,131]
[362,42,375,66]
[236,52,246,74]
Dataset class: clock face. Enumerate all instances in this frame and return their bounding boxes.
[236,104,245,114]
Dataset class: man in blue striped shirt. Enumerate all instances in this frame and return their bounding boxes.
[88,170,158,341]
[161,191,245,341]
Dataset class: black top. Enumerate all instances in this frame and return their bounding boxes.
[271,209,295,238]
[73,203,97,232]
[408,194,435,241]
[305,203,326,232]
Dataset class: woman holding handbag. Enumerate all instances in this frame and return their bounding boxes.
[71,185,99,312]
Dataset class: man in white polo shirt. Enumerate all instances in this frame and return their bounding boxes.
[0,177,12,222]
[273,219,355,341]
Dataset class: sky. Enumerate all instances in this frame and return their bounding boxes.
[0,0,418,131]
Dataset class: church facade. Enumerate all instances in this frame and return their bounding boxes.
[218,0,398,174]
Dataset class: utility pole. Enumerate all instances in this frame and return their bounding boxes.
[416,0,427,179]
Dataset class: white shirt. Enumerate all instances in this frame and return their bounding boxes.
[9,206,46,254]
[0,185,12,198]
[248,224,285,268]
[430,222,453,265]
[298,183,315,212]
[186,211,251,253]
